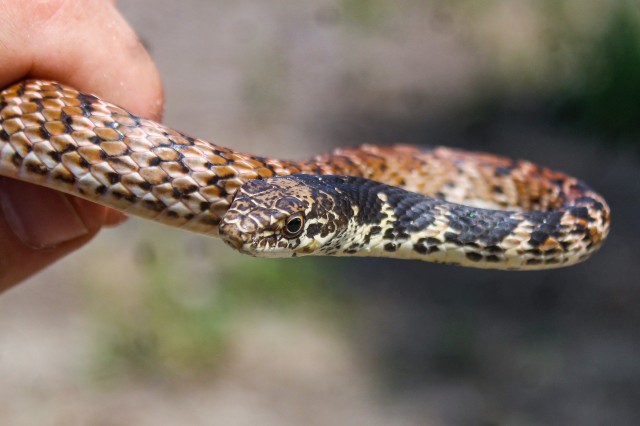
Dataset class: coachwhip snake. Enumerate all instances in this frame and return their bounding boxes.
[0,80,610,270]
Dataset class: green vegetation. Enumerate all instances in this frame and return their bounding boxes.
[340,0,390,31]
[550,1,640,141]
[85,234,346,383]
[439,0,640,142]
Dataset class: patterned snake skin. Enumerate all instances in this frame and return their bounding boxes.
[0,80,610,269]
[220,175,609,270]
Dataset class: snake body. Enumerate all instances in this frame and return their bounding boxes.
[220,175,608,269]
[0,80,610,270]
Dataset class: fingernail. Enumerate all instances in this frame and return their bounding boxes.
[0,178,89,249]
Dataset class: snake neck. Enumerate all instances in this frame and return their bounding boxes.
[309,176,609,270]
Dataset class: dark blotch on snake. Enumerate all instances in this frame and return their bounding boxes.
[106,172,120,184]
[26,162,48,175]
[384,243,397,252]
[466,252,483,262]
[305,223,323,238]
[10,152,22,167]
[569,206,590,220]
[576,196,604,211]
[144,199,165,212]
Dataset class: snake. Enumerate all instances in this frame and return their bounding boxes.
[0,80,610,270]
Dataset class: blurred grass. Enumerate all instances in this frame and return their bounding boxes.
[439,0,640,143]
[84,231,348,383]
[550,1,640,141]
[340,0,390,31]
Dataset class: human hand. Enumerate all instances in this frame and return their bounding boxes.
[0,0,163,291]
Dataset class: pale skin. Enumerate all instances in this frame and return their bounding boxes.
[0,0,163,291]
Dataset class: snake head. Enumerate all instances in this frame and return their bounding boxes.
[219,175,353,257]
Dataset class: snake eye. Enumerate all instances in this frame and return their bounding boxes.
[282,212,305,239]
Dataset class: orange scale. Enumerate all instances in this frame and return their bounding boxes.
[160,161,189,177]
[191,170,217,187]
[19,103,40,114]
[67,116,94,131]
[100,141,129,156]
[94,127,122,141]
[2,118,24,135]
[139,166,169,185]
[130,151,158,167]
[61,106,85,117]
[199,185,224,200]
[77,145,105,164]
[50,134,77,152]
[9,133,32,158]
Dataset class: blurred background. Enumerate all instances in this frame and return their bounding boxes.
[1,0,639,424]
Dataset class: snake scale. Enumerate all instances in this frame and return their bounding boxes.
[0,80,609,270]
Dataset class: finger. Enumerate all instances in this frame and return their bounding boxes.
[104,209,129,227]
[0,0,164,291]
[0,0,164,120]
[0,178,107,290]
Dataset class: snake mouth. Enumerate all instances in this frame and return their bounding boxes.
[218,221,246,251]
[221,235,243,251]
[219,221,275,254]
